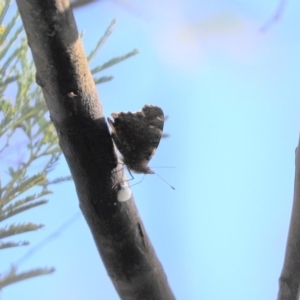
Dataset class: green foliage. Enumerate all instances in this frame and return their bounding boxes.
[0,0,138,290]
[0,0,62,289]
[92,48,139,84]
[0,266,55,290]
[87,18,139,84]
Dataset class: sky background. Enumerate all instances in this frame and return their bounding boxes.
[2,0,300,299]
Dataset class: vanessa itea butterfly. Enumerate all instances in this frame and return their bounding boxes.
[107,105,164,174]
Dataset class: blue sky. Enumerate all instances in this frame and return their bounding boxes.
[2,0,300,299]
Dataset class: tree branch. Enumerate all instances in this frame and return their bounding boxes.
[278,142,300,300]
[15,1,175,299]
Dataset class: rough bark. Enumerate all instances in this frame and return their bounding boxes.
[15,1,175,299]
[278,143,300,300]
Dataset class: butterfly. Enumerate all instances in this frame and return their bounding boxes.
[107,105,164,174]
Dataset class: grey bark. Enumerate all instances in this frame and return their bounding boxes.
[15,1,175,299]
[278,143,300,300]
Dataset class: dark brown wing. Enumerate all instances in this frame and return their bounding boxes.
[107,105,164,174]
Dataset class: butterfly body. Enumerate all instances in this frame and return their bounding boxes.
[107,105,164,174]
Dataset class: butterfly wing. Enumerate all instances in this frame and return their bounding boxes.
[107,105,164,174]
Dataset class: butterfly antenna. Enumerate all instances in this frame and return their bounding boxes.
[130,174,146,188]
[154,172,175,190]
